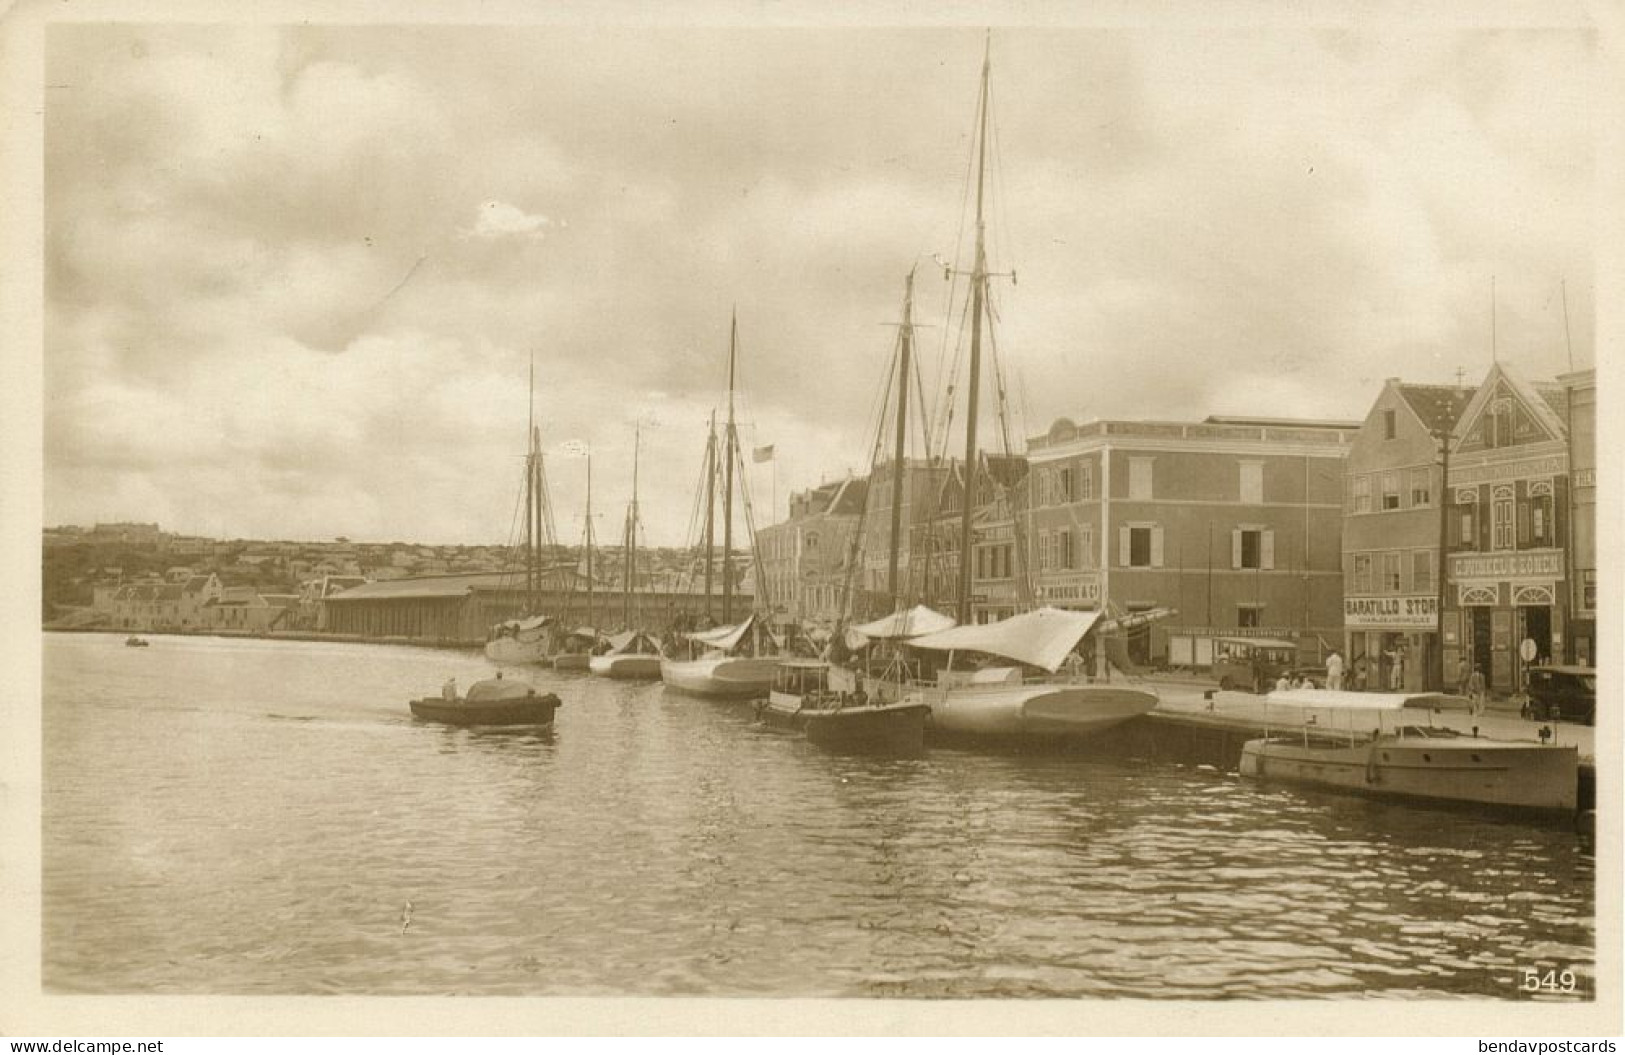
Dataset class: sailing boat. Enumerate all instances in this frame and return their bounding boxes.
[552,451,601,672]
[757,269,934,751]
[897,37,1158,740]
[590,425,664,679]
[660,313,779,699]
[484,364,559,665]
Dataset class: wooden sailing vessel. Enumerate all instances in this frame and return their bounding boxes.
[661,313,778,699]
[898,38,1158,740]
[552,452,601,672]
[485,363,560,666]
[590,426,664,679]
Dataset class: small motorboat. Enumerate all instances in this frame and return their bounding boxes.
[1239,688,1578,815]
[409,676,562,727]
[125,636,150,648]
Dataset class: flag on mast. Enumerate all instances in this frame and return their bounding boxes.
[752,444,775,463]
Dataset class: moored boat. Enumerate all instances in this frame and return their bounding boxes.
[904,607,1159,740]
[661,614,780,698]
[588,629,664,679]
[409,676,562,727]
[551,627,602,673]
[484,362,562,666]
[485,614,555,666]
[1239,688,1578,815]
[759,659,928,754]
[125,635,150,648]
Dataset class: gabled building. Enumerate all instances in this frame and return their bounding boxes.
[1340,380,1474,690]
[755,475,867,624]
[1440,363,1589,692]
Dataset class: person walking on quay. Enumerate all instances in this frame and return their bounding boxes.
[1466,667,1487,715]
[1390,644,1407,690]
[1325,650,1344,691]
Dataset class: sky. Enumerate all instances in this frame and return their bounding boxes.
[37,16,1604,548]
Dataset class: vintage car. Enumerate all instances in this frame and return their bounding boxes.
[1520,665,1596,725]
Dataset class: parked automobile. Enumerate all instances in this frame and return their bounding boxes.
[1520,665,1596,725]
[1211,637,1299,693]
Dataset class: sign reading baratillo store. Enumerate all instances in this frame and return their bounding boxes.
[1344,595,1439,628]
[1450,550,1565,581]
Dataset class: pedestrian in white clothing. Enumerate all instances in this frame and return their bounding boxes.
[1325,651,1344,691]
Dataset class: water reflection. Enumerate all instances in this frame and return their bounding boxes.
[42,632,1592,998]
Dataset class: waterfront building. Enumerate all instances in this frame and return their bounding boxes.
[1437,363,1591,694]
[755,476,866,624]
[907,454,1028,625]
[321,569,750,644]
[853,458,951,607]
[1340,380,1474,691]
[1024,416,1358,667]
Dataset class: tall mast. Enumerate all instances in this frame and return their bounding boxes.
[525,355,537,609]
[955,38,992,625]
[624,424,641,626]
[584,452,595,629]
[703,410,717,620]
[887,267,916,609]
[722,311,738,624]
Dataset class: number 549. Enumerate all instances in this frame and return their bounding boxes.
[1521,968,1577,992]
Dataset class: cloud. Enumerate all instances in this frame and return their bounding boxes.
[467,200,557,240]
[38,24,1599,546]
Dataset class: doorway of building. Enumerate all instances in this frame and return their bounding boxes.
[1467,607,1493,691]
[1518,605,1552,690]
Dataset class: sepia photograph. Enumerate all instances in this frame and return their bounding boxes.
[2,0,1619,1040]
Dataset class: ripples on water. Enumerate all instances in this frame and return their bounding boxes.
[41,633,1594,998]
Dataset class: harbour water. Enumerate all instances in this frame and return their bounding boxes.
[42,632,1594,999]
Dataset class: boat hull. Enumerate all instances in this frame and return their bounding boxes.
[588,653,662,679]
[661,655,780,699]
[1239,735,1578,813]
[921,682,1158,739]
[803,701,930,754]
[409,693,562,727]
[483,637,553,665]
[552,652,592,672]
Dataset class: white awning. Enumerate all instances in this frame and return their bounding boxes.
[849,605,958,641]
[906,607,1101,673]
[685,613,756,652]
[1266,689,1450,711]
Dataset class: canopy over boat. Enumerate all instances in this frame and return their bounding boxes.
[1265,688,1450,711]
[850,605,957,641]
[464,677,539,702]
[907,607,1101,673]
[685,613,757,652]
[604,629,660,653]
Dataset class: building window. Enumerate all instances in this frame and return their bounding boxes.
[1412,550,1434,593]
[1454,505,1476,551]
[1527,493,1553,547]
[1409,468,1431,508]
[1058,528,1074,570]
[1492,488,1515,550]
[1351,475,1371,513]
[1078,464,1093,500]
[1382,552,1402,593]
[1239,461,1263,504]
[1384,409,1397,439]
[1381,471,1401,510]
[1120,524,1163,568]
[1490,401,1514,448]
[1128,457,1154,500]
[805,532,819,554]
[1079,524,1094,568]
[1237,605,1262,629]
[1037,531,1054,572]
[1233,528,1275,570]
[1057,467,1075,503]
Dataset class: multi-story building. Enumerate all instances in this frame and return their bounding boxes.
[855,457,951,606]
[1340,380,1474,691]
[1439,363,1590,694]
[1025,415,1358,667]
[909,454,1028,625]
[1560,368,1596,667]
[753,476,866,624]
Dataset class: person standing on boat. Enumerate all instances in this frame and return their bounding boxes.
[1325,650,1344,691]
[442,677,457,701]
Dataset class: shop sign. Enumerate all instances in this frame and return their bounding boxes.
[1573,468,1595,488]
[1343,595,1438,629]
[1040,577,1101,603]
[1449,453,1567,488]
[1450,551,1564,581]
